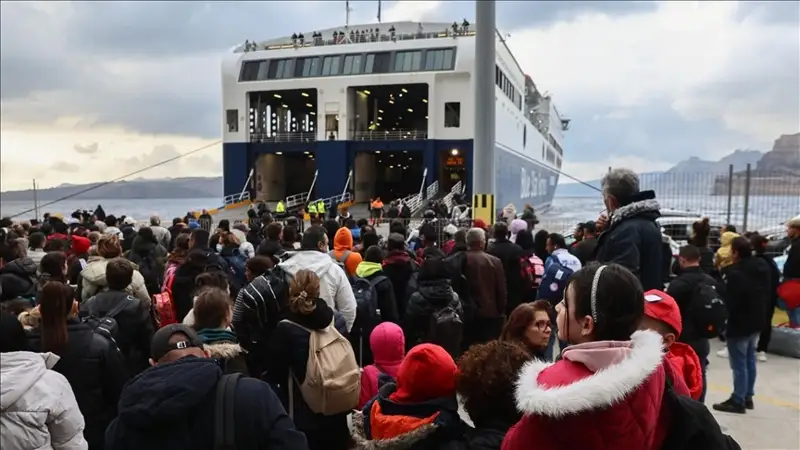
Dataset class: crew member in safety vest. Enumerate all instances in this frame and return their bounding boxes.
[316,200,326,217]
[275,200,286,218]
[308,202,318,219]
[370,197,384,226]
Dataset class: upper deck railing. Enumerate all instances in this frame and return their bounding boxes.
[250,132,317,143]
[238,27,476,54]
[351,129,429,141]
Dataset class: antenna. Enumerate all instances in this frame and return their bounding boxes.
[345,0,352,28]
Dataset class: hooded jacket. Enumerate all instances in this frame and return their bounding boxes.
[382,250,418,319]
[502,330,690,450]
[722,256,771,337]
[331,228,363,277]
[665,342,704,401]
[104,357,307,450]
[356,261,400,324]
[79,256,150,306]
[278,251,357,331]
[196,328,249,376]
[149,225,172,250]
[594,191,663,291]
[360,323,406,409]
[715,232,740,270]
[0,257,38,301]
[404,278,462,349]
[487,238,525,315]
[1,352,88,450]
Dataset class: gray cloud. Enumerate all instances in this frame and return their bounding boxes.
[74,143,99,154]
[50,161,81,173]
[115,144,219,176]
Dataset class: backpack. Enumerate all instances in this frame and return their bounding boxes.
[136,254,161,297]
[428,305,463,357]
[328,250,351,272]
[520,254,545,294]
[283,319,360,416]
[690,280,728,339]
[660,378,741,450]
[82,296,131,344]
[225,249,248,285]
[538,258,575,304]
[351,276,385,333]
[152,265,178,328]
[213,373,242,450]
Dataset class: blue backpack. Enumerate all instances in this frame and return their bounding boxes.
[537,258,575,304]
[225,249,248,286]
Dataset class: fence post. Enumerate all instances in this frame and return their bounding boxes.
[725,164,733,225]
[742,163,751,232]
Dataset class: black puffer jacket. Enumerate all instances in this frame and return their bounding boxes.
[81,290,154,376]
[382,250,417,319]
[27,318,128,450]
[722,256,771,338]
[403,278,462,349]
[594,191,664,290]
[487,239,524,315]
[126,237,167,296]
[0,257,38,301]
[463,419,517,450]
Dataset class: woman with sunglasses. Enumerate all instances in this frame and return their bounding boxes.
[500,301,553,360]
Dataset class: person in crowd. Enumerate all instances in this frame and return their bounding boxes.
[27,231,47,267]
[119,217,138,253]
[413,224,439,265]
[322,219,340,250]
[441,224,459,255]
[257,222,286,264]
[353,343,468,448]
[243,255,273,283]
[639,289,704,401]
[164,233,190,281]
[182,271,230,327]
[102,216,122,238]
[189,228,229,271]
[750,234,781,362]
[509,219,528,244]
[356,231,380,257]
[594,168,663,290]
[81,258,154,375]
[488,222,525,315]
[281,225,301,251]
[502,263,691,450]
[79,235,149,305]
[353,246,399,365]
[167,218,185,251]
[28,281,127,450]
[0,313,89,450]
[359,322,405,409]
[457,340,532,449]
[533,230,550,264]
[330,227,363,277]
[217,232,248,294]
[688,218,717,275]
[464,227,506,345]
[665,245,726,402]
[382,233,417,319]
[266,269,352,450]
[713,237,770,414]
[0,238,38,302]
[191,287,248,375]
[125,227,167,297]
[148,215,172,250]
[570,222,584,250]
[571,221,598,265]
[545,233,583,273]
[404,254,463,355]
[66,235,92,286]
[104,323,308,450]
[515,229,544,302]
[715,230,740,271]
[500,301,553,360]
[38,251,70,289]
[539,233,581,360]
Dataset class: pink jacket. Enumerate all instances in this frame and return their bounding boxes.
[359,322,405,409]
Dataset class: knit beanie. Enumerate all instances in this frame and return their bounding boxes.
[390,343,458,404]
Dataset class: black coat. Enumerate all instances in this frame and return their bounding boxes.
[81,290,154,375]
[104,357,308,450]
[571,237,598,266]
[27,319,128,450]
[382,250,418,319]
[784,237,800,280]
[266,299,351,450]
[594,191,664,290]
[171,261,206,322]
[487,239,524,315]
[0,257,38,301]
[722,257,771,338]
[404,278,462,349]
[463,418,517,450]
[666,266,727,343]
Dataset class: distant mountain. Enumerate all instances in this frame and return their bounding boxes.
[667,149,763,174]
[1,177,223,201]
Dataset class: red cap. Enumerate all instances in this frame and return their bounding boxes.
[389,343,457,404]
[70,235,91,256]
[472,219,487,230]
[643,289,682,337]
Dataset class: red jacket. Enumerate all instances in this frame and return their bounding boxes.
[665,342,703,401]
[503,330,690,450]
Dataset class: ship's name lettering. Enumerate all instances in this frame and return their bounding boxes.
[520,167,548,199]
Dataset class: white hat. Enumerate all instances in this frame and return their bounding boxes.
[123,217,136,226]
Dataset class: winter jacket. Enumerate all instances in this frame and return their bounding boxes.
[231,272,285,378]
[330,228,363,277]
[352,382,467,450]
[404,279,462,349]
[27,319,128,450]
[1,352,88,450]
[278,251,357,331]
[81,290,154,376]
[502,330,690,450]
[715,232,740,270]
[571,237,598,266]
[382,250,418,319]
[722,257,771,337]
[79,257,150,307]
[28,248,47,267]
[665,342,704,401]
[487,239,525,315]
[465,250,506,319]
[125,237,167,296]
[170,260,206,323]
[0,257,38,301]
[666,266,727,343]
[256,239,287,265]
[104,357,308,450]
[594,191,664,291]
[196,328,249,376]
[149,225,172,250]
[783,237,800,280]
[359,322,406,409]
[463,418,517,450]
[266,299,352,450]
[356,261,400,324]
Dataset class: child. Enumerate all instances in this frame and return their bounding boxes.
[640,289,704,400]
[358,322,405,409]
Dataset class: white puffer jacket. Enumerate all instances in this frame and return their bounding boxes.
[1,352,88,450]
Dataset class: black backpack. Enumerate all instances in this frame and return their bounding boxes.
[352,276,385,333]
[691,279,727,339]
[214,373,242,450]
[428,305,463,357]
[82,296,131,344]
[136,254,161,297]
[661,378,741,450]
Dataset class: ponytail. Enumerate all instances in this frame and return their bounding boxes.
[37,282,73,355]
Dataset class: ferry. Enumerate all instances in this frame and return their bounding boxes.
[220,21,569,213]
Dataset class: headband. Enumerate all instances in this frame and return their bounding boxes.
[590,265,606,324]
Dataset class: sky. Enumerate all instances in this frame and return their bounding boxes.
[1,0,798,191]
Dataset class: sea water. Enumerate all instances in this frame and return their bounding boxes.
[0,198,221,222]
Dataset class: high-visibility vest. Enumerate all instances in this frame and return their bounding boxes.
[317,201,325,213]
[276,201,285,213]
[308,203,318,213]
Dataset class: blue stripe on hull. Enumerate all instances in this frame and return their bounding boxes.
[495,146,559,212]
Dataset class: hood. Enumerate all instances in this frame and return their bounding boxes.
[515,330,664,417]
[720,231,739,246]
[510,219,528,237]
[204,342,246,360]
[0,352,61,410]
[131,236,158,254]
[383,250,412,267]
[667,342,703,401]
[370,322,406,376]
[115,357,221,428]
[0,258,37,278]
[71,235,91,256]
[279,250,338,279]
[609,192,661,227]
[81,258,110,284]
[417,279,454,306]
[357,261,383,278]
[334,227,354,251]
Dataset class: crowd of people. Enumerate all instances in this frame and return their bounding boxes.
[1,167,798,450]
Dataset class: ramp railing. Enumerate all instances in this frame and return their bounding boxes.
[426,180,439,201]
[442,181,463,211]
[308,192,354,211]
[223,190,251,206]
[285,192,309,208]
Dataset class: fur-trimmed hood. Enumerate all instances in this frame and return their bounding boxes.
[609,192,660,227]
[203,341,245,360]
[351,411,439,450]
[515,330,665,417]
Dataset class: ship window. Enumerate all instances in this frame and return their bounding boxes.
[226,109,238,132]
[301,57,321,77]
[394,52,405,72]
[268,60,283,79]
[256,61,269,80]
[364,54,375,73]
[240,61,261,81]
[372,52,391,73]
[411,51,422,70]
[281,59,294,78]
[443,49,454,69]
[444,102,461,128]
[425,52,435,71]
[394,51,423,72]
[323,55,341,76]
[351,54,363,74]
[343,54,363,75]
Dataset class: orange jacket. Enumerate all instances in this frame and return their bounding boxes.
[330,228,362,276]
[665,342,704,401]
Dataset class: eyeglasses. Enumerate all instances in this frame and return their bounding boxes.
[532,320,553,332]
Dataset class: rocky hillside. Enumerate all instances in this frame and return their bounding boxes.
[1,177,223,201]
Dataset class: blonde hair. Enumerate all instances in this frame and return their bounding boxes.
[88,231,102,245]
[289,269,320,315]
[18,307,41,330]
[97,234,122,258]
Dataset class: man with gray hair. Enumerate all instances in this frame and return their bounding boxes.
[595,168,663,290]
[149,215,172,250]
[463,227,507,345]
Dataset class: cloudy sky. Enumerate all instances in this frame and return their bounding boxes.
[1,0,798,191]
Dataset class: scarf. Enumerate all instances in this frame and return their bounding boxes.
[196,328,238,344]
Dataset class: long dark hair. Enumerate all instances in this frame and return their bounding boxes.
[37,281,74,355]
[39,252,67,284]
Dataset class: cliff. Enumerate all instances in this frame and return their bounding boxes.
[0,177,223,201]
